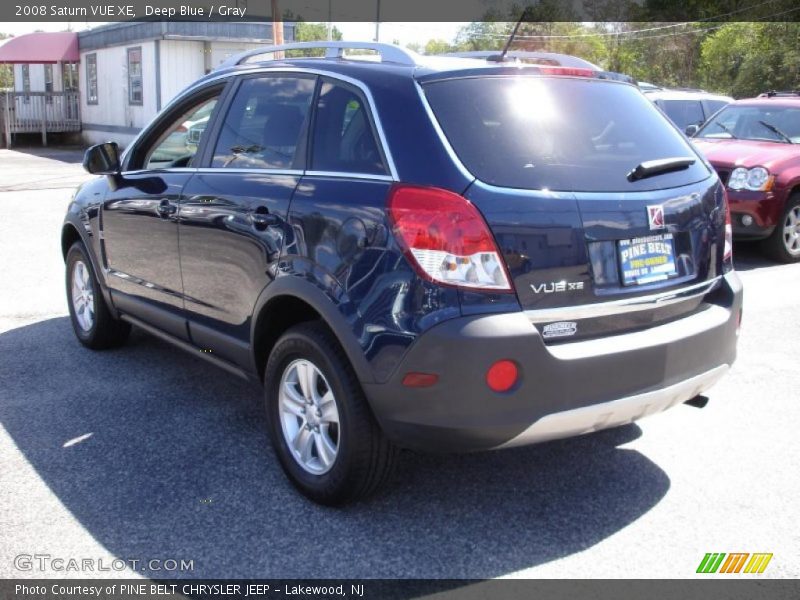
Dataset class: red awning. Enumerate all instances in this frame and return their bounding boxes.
[0,32,79,64]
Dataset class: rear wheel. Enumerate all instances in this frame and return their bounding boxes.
[763,194,800,263]
[66,241,130,349]
[264,321,397,505]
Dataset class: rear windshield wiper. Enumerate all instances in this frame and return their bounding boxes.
[627,157,696,182]
[758,120,792,143]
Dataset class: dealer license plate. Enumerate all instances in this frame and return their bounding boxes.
[618,233,678,286]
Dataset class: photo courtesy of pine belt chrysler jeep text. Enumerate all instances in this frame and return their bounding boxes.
[63,42,743,505]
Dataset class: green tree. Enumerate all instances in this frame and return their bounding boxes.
[287,22,343,58]
[294,21,343,42]
[424,39,455,55]
[700,22,800,97]
[0,33,12,89]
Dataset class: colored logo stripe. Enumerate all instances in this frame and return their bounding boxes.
[697,553,773,574]
[697,553,726,573]
[719,553,749,573]
[744,553,773,574]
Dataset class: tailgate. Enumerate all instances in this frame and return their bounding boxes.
[465,176,727,340]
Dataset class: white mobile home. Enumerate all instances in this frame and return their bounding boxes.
[0,22,295,147]
[77,22,295,147]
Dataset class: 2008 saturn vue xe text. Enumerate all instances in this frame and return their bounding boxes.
[62,43,743,505]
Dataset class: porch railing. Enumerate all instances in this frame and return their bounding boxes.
[1,91,81,147]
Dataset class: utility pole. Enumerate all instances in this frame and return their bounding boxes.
[327,0,333,40]
[271,0,284,57]
[374,0,381,42]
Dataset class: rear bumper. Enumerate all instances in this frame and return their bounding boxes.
[363,272,742,452]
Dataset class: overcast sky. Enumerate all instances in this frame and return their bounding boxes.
[0,21,469,47]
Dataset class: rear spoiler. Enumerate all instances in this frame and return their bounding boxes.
[439,51,636,85]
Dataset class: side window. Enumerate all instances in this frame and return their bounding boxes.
[21,64,30,104]
[127,47,143,105]
[311,81,386,175]
[44,65,53,104]
[211,76,315,170]
[85,54,98,104]
[662,100,705,129]
[143,95,219,169]
[705,100,728,119]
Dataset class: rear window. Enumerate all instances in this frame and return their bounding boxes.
[424,76,709,192]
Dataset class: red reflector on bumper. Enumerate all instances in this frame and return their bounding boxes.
[486,360,519,393]
[402,372,439,388]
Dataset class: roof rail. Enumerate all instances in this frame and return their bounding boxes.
[670,86,708,93]
[759,90,800,98]
[216,41,419,71]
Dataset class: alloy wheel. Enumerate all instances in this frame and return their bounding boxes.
[783,206,800,256]
[278,359,340,475]
[71,260,95,332]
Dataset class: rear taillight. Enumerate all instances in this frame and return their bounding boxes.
[723,188,733,268]
[387,184,513,292]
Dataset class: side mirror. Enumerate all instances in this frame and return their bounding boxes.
[83,142,121,175]
[685,124,700,137]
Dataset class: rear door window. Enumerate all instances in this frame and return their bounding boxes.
[211,76,315,170]
[661,99,706,130]
[310,80,387,176]
[704,100,729,119]
[424,76,710,192]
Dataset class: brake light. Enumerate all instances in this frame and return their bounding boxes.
[723,188,733,266]
[175,124,188,133]
[387,184,513,291]
[538,67,597,78]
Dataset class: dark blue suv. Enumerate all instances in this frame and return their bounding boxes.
[64,42,743,504]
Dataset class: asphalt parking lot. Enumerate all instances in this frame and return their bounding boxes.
[0,147,798,580]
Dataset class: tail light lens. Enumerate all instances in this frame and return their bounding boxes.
[387,184,513,292]
[722,188,733,268]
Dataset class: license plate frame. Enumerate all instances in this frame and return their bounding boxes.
[618,233,678,286]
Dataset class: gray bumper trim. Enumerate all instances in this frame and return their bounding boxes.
[496,364,729,449]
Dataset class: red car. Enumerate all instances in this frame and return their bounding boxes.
[692,92,800,262]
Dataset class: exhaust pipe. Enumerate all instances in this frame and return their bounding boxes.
[685,395,709,409]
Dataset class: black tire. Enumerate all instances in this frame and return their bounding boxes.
[66,241,131,349]
[264,321,398,505]
[762,193,800,263]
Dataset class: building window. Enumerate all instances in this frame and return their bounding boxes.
[21,64,30,104]
[62,62,78,92]
[127,47,143,105]
[44,64,53,104]
[86,54,98,104]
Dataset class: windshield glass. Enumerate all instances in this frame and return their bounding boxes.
[424,76,709,192]
[696,104,800,144]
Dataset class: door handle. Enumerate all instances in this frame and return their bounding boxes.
[250,207,280,230]
[156,199,177,218]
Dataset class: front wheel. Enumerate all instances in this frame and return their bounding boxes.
[66,241,131,349]
[763,194,800,263]
[264,321,397,505]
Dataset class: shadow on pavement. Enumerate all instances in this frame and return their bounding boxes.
[3,145,87,165]
[0,317,670,579]
[732,240,782,272]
